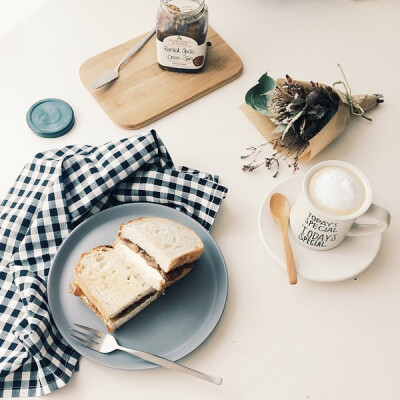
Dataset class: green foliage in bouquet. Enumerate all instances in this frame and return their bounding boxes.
[244,73,276,116]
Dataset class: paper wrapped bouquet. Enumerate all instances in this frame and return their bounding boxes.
[240,67,383,173]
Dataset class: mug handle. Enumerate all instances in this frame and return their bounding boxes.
[347,204,390,236]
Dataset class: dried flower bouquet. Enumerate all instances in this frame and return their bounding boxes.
[241,65,383,176]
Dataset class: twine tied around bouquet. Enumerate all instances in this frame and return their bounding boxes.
[333,63,383,121]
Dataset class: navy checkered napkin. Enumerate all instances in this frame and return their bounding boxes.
[0,130,228,397]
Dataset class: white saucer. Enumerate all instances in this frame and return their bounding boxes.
[258,175,382,282]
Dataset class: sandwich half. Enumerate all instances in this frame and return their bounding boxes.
[115,217,204,291]
[70,245,161,332]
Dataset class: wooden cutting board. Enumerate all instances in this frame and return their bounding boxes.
[79,27,243,129]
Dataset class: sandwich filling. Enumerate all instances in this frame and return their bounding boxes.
[120,238,193,283]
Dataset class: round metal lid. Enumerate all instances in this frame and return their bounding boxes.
[26,98,75,138]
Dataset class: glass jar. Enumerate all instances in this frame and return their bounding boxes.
[156,0,208,73]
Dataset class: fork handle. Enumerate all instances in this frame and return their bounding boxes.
[117,345,222,385]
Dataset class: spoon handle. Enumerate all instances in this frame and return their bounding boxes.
[280,227,297,285]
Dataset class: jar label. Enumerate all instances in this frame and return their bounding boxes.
[157,35,207,70]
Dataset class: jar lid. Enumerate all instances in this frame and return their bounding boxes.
[26,98,75,138]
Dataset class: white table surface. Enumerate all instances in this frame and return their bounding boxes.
[1,0,399,399]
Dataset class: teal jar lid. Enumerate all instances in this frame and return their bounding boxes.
[26,98,75,138]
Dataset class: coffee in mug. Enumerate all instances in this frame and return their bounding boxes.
[290,160,390,250]
[308,166,366,216]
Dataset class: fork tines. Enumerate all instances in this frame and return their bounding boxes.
[74,324,104,338]
[70,324,105,350]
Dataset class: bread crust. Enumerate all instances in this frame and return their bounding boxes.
[75,284,113,331]
[166,248,203,272]
[73,245,114,321]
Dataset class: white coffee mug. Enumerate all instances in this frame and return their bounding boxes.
[290,160,390,250]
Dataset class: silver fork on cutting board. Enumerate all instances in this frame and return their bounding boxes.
[92,27,156,89]
[70,324,222,385]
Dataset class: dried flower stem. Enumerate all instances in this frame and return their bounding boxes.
[241,133,307,177]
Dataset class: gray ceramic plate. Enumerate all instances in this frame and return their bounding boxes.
[48,202,228,370]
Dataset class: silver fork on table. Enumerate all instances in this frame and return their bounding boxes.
[70,324,222,385]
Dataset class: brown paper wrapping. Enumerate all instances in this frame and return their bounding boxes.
[241,79,379,163]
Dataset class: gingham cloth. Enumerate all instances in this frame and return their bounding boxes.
[0,130,228,397]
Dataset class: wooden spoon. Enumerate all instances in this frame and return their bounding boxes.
[270,193,297,285]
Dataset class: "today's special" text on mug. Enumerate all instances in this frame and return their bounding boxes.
[290,160,390,250]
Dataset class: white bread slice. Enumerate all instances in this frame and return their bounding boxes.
[72,245,156,324]
[114,237,194,290]
[114,238,165,290]
[118,217,204,273]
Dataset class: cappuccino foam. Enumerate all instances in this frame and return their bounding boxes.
[308,166,365,216]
